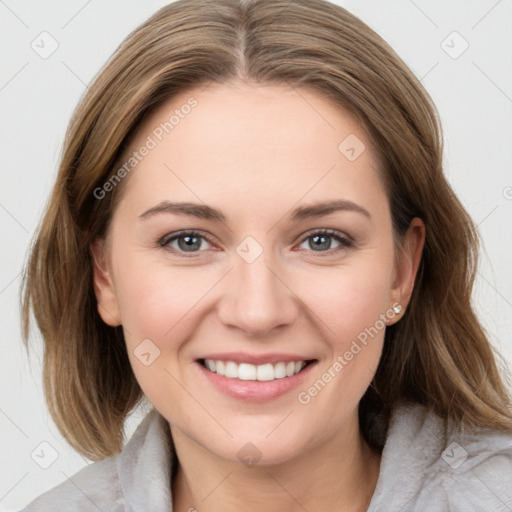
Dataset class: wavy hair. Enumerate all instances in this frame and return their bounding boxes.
[21,0,512,460]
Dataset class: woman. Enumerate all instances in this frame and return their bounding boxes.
[20,0,512,510]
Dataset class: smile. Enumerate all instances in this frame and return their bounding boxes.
[196,356,317,401]
[201,359,309,381]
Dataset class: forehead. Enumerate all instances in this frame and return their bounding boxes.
[115,81,386,218]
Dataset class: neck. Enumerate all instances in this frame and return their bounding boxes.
[170,415,382,512]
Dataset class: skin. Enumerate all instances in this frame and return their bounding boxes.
[91,80,425,512]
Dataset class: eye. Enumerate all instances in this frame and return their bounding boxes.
[297,229,353,253]
[158,228,354,257]
[159,230,214,255]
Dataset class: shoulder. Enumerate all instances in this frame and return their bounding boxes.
[19,407,173,512]
[19,456,123,512]
[423,425,512,511]
[368,401,512,512]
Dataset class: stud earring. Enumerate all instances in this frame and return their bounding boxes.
[393,304,402,314]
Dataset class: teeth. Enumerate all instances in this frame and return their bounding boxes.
[257,363,274,381]
[203,359,307,381]
[225,361,238,378]
[274,362,286,379]
[205,359,216,372]
[239,363,257,380]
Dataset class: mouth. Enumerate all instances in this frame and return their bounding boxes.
[198,358,316,381]
[195,356,318,402]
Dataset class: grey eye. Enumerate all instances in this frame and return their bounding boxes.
[298,230,351,252]
[162,232,211,253]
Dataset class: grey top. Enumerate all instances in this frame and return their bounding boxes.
[20,402,512,511]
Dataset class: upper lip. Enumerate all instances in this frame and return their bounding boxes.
[198,352,316,365]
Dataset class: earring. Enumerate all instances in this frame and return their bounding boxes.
[393,304,402,314]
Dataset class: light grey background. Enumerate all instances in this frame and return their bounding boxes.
[1,1,511,510]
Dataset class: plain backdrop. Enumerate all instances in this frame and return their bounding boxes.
[1,1,511,510]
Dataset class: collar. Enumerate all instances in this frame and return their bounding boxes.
[116,407,175,511]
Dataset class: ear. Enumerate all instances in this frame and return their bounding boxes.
[90,238,122,327]
[388,217,425,324]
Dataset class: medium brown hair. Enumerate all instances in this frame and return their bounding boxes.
[21,0,512,460]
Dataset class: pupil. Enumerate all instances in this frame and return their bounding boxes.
[310,234,331,251]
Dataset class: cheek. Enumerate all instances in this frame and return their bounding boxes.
[292,253,393,399]
[297,258,393,349]
[292,264,392,430]
[110,253,216,413]
[111,252,212,341]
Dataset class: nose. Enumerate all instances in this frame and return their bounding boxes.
[217,255,299,338]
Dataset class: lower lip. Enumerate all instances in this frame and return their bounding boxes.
[196,361,317,402]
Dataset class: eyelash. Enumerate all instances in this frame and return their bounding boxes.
[298,229,354,254]
[158,229,354,257]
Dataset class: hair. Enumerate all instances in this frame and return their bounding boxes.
[21,0,512,460]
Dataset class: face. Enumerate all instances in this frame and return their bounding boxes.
[92,81,423,465]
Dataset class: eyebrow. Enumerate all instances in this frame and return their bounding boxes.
[289,199,371,221]
[139,199,371,222]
